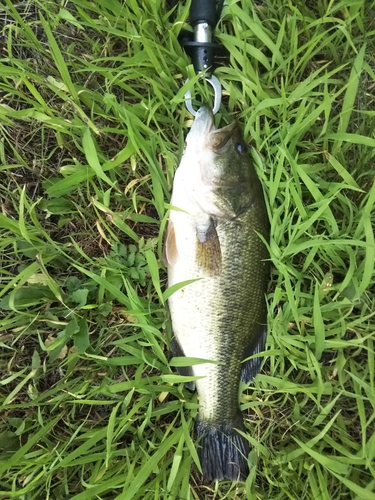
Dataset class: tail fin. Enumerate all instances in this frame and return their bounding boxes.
[196,414,250,482]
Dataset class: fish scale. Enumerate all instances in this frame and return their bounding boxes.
[165,105,269,481]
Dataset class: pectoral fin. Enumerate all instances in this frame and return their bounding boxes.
[163,221,178,267]
[196,218,222,276]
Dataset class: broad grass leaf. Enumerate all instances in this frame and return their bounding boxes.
[145,249,163,304]
[313,281,325,360]
[333,44,366,154]
[82,128,115,186]
[73,318,89,353]
[169,357,220,367]
[0,414,62,475]
[116,430,182,500]
[162,278,202,302]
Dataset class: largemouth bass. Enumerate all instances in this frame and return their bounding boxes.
[165,106,269,481]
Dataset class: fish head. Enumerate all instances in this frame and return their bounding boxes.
[183,106,259,218]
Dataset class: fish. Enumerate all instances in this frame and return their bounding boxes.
[164,105,269,482]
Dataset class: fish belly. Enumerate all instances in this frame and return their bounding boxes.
[168,197,266,423]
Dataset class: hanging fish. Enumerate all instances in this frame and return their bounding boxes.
[165,105,269,481]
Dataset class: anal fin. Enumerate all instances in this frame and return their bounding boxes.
[171,336,196,391]
[241,324,267,383]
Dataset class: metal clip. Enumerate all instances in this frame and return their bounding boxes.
[185,74,222,116]
[182,19,222,116]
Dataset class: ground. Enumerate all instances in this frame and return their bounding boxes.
[0,1,375,499]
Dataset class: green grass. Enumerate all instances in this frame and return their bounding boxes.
[0,0,375,498]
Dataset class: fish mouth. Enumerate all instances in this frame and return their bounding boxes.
[187,106,238,152]
[188,105,216,139]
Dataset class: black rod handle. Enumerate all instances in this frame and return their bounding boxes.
[190,0,217,27]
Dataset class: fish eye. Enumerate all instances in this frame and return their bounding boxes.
[235,142,247,154]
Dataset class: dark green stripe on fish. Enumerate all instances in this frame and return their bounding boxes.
[165,105,269,481]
